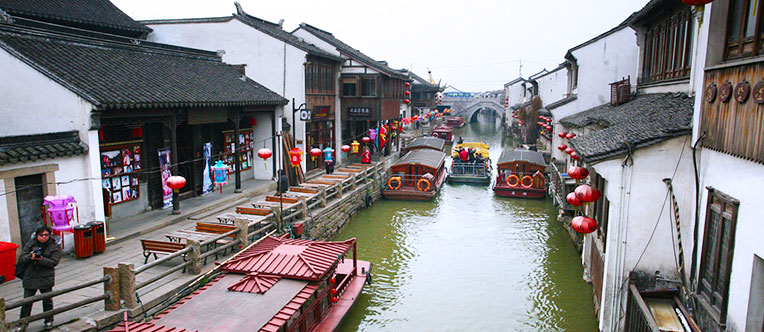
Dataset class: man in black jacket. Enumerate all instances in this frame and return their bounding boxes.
[17,226,62,329]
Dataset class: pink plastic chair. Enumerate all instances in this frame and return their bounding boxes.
[43,195,77,249]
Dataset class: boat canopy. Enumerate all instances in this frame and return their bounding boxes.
[404,137,446,152]
[432,124,453,132]
[497,149,546,167]
[394,149,447,169]
[452,142,490,159]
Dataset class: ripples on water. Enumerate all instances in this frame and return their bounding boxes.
[333,116,597,332]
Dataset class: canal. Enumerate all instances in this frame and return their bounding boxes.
[333,114,598,331]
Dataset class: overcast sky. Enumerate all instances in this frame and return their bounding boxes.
[111,0,650,92]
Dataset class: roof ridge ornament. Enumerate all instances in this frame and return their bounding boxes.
[234,2,246,16]
[0,10,13,24]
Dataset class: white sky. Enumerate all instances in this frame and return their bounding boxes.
[111,0,650,92]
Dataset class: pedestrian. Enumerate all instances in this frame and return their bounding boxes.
[361,146,371,164]
[17,226,62,329]
[322,145,335,174]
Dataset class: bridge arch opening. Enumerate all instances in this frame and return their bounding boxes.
[469,107,500,123]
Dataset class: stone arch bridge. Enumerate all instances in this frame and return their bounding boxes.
[443,97,504,123]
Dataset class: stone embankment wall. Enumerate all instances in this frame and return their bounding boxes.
[302,164,390,241]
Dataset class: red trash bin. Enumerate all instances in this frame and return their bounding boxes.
[0,242,19,283]
[73,225,93,258]
[89,221,105,254]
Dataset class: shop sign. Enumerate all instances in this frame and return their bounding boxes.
[188,109,227,125]
[312,107,329,120]
[299,109,311,121]
[202,143,213,195]
[158,148,173,209]
[349,107,372,117]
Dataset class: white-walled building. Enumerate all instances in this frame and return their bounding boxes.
[143,4,344,174]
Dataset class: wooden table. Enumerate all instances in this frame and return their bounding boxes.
[216,212,271,225]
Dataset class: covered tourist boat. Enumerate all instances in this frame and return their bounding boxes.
[431,124,454,143]
[403,136,446,153]
[449,142,492,184]
[384,149,447,201]
[445,116,465,128]
[493,149,547,198]
[109,236,371,332]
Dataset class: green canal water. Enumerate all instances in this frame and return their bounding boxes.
[332,115,598,332]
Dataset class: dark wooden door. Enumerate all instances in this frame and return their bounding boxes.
[15,174,44,248]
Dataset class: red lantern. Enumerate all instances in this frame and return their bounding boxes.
[331,296,338,303]
[566,133,576,139]
[289,147,302,167]
[257,148,272,160]
[682,0,713,5]
[341,145,351,153]
[558,131,567,138]
[566,192,583,206]
[404,82,411,87]
[567,166,589,180]
[403,99,411,104]
[545,118,552,123]
[558,144,568,151]
[575,184,601,202]
[331,278,336,284]
[565,147,574,154]
[571,151,580,160]
[310,148,322,157]
[362,136,371,143]
[166,176,186,192]
[404,90,411,96]
[571,216,598,234]
[331,288,338,295]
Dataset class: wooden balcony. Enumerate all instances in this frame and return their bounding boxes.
[549,161,577,211]
[701,61,764,164]
[625,284,701,332]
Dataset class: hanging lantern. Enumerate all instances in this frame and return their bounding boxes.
[351,140,361,154]
[330,288,338,295]
[403,99,411,104]
[289,147,303,167]
[166,176,186,192]
[566,192,583,206]
[258,148,272,160]
[405,82,411,87]
[571,151,580,160]
[557,144,567,151]
[362,136,371,144]
[211,161,230,193]
[567,166,589,180]
[309,148,322,163]
[404,90,411,96]
[341,145,351,153]
[558,132,567,138]
[369,129,377,140]
[575,184,601,202]
[331,296,338,303]
[566,133,576,139]
[565,147,574,154]
[682,0,713,5]
[571,216,598,234]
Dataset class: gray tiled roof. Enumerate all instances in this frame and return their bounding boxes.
[497,149,546,167]
[235,15,344,62]
[0,131,87,166]
[562,93,693,163]
[298,23,408,79]
[0,0,151,36]
[403,137,445,153]
[0,25,287,110]
[394,149,446,170]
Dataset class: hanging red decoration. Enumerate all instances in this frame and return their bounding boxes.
[565,147,574,154]
[248,118,257,126]
[566,192,583,206]
[404,82,411,87]
[98,129,104,140]
[310,148,322,159]
[575,184,601,202]
[331,288,338,295]
[257,148,272,160]
[558,131,567,138]
[166,176,186,191]
[545,118,552,123]
[362,136,371,143]
[404,90,411,96]
[289,147,303,167]
[557,144,567,151]
[403,99,411,104]
[571,216,598,234]
[131,127,143,137]
[571,151,580,160]
[567,166,589,180]
[566,133,576,139]
[331,278,336,284]
[341,145,351,153]
[331,296,338,303]
[681,0,713,5]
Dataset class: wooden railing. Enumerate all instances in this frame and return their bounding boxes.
[550,162,576,211]
[625,284,660,332]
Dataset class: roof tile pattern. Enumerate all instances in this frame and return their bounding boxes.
[560,93,693,163]
[0,0,152,35]
[222,237,352,281]
[0,131,87,166]
[394,149,447,169]
[404,137,445,152]
[228,273,281,294]
[235,14,343,62]
[497,149,546,167]
[108,322,197,332]
[0,27,287,110]
[259,284,319,332]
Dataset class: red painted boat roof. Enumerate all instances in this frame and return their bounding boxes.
[258,284,319,332]
[221,236,354,281]
[227,273,281,294]
[108,322,197,332]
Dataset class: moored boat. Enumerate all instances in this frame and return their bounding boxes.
[108,236,371,332]
[492,148,547,198]
[431,124,454,143]
[384,149,447,201]
[449,142,492,184]
[402,136,446,153]
[445,116,465,128]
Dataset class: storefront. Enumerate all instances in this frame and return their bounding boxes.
[305,106,334,171]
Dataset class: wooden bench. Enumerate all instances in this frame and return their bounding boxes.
[236,206,271,216]
[289,187,319,194]
[141,239,186,264]
[196,222,236,237]
[265,196,299,204]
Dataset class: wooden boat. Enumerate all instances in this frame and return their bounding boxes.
[384,149,447,201]
[431,124,454,143]
[449,142,492,184]
[445,116,465,127]
[492,148,547,198]
[403,136,446,153]
[109,237,371,332]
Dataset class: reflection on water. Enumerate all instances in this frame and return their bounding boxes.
[334,115,597,332]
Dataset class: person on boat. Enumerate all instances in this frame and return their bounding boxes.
[459,148,469,162]
[468,148,476,162]
[456,136,463,145]
[361,146,371,164]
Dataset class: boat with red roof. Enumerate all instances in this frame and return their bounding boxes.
[108,236,371,332]
[431,124,454,144]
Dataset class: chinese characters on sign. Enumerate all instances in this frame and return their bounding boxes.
[348,107,371,117]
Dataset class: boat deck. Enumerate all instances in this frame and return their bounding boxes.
[310,260,372,332]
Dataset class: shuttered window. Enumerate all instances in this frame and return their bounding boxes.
[640,6,693,84]
[726,0,764,59]
[697,187,739,324]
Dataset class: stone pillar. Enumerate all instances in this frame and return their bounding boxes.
[320,188,327,207]
[337,181,343,198]
[0,297,6,332]
[270,206,282,233]
[118,263,136,308]
[351,174,357,190]
[234,218,248,248]
[103,267,120,311]
[186,240,201,274]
